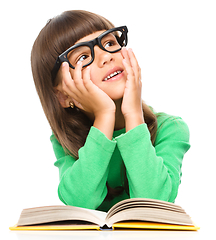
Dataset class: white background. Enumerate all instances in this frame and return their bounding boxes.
[1,0,216,239]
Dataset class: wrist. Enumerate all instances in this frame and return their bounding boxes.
[124,111,145,132]
[94,111,115,140]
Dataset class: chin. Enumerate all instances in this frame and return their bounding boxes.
[105,83,125,100]
[111,95,124,101]
[106,89,124,101]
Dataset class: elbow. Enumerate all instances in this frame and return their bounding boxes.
[154,164,180,202]
[57,183,107,210]
[157,173,179,203]
[136,173,178,203]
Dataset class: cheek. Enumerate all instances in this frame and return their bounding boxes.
[88,66,101,85]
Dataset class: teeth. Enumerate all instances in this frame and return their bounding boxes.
[104,71,122,81]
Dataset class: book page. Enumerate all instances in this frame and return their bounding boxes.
[106,207,193,227]
[105,198,193,227]
[84,209,107,224]
[107,198,184,218]
[17,205,107,227]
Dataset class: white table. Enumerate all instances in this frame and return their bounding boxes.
[6,226,215,240]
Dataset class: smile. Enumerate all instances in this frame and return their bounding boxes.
[103,71,122,81]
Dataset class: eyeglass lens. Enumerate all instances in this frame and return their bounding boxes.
[66,29,126,68]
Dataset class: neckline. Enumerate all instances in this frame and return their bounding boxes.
[113,128,125,138]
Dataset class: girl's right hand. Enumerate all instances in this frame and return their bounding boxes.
[59,62,116,140]
[60,62,116,117]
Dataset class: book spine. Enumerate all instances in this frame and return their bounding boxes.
[99,225,113,231]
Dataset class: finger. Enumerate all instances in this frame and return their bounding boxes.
[127,49,141,82]
[128,49,138,69]
[60,62,81,98]
[73,61,82,80]
[122,59,135,79]
[61,62,72,83]
[82,66,94,91]
[121,47,130,64]
[72,98,85,111]
[61,62,75,91]
[62,78,79,100]
[122,48,138,82]
[72,61,86,91]
[72,62,88,95]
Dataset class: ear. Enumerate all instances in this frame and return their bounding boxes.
[55,89,69,108]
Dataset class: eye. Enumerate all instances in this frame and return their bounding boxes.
[77,54,89,63]
[104,40,116,49]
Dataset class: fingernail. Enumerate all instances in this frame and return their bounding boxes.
[62,62,68,67]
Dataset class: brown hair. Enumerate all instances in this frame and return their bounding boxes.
[31,9,157,158]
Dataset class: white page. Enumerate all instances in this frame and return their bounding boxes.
[85,209,107,225]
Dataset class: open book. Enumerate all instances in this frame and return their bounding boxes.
[10,198,199,231]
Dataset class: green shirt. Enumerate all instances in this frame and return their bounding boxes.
[50,112,190,212]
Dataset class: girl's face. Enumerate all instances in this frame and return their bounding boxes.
[69,30,127,101]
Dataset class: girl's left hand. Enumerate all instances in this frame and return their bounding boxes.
[121,48,144,126]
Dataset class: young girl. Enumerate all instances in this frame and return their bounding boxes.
[31,10,190,212]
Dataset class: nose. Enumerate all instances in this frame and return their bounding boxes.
[94,46,114,67]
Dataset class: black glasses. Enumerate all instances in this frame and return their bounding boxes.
[51,26,128,81]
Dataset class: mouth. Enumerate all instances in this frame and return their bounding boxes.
[103,67,124,82]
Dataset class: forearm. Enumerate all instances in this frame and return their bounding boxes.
[116,121,190,202]
[52,127,116,209]
[116,124,172,201]
[121,136,174,201]
[57,155,109,209]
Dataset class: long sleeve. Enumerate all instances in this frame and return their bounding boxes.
[51,126,116,210]
[115,116,190,203]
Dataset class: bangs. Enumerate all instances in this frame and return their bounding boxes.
[49,10,115,57]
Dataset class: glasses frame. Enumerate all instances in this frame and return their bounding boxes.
[51,26,128,82]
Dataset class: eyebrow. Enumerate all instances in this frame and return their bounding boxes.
[67,45,89,58]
